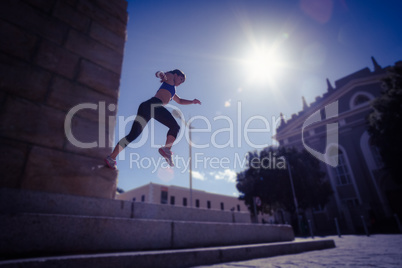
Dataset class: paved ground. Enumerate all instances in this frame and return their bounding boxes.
[195,234,402,268]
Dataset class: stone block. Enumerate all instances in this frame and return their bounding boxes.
[77,60,120,97]
[35,40,80,79]
[0,188,133,218]
[0,98,65,149]
[22,0,54,13]
[172,222,294,249]
[0,20,38,61]
[0,214,172,257]
[133,202,184,221]
[48,76,117,122]
[108,0,128,11]
[190,207,250,223]
[65,29,123,74]
[0,53,51,101]
[76,0,127,38]
[0,89,5,104]
[0,140,29,188]
[89,22,125,54]
[64,0,78,7]
[92,0,128,24]
[22,146,118,198]
[132,202,251,224]
[64,114,114,158]
[53,0,90,32]
[0,1,68,45]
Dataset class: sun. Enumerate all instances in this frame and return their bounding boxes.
[243,46,285,85]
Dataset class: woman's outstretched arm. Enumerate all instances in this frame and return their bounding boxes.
[173,95,201,105]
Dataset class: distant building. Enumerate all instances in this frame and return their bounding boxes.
[117,183,249,212]
[274,58,402,234]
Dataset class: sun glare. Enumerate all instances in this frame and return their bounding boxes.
[244,47,284,84]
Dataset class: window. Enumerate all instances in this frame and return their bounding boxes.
[170,196,175,205]
[195,199,200,208]
[354,94,370,106]
[312,204,325,213]
[361,132,384,171]
[207,201,211,209]
[141,195,145,202]
[350,92,374,109]
[237,205,240,212]
[343,198,359,208]
[183,198,187,207]
[160,190,168,204]
[371,145,383,168]
[331,150,352,186]
[220,202,224,210]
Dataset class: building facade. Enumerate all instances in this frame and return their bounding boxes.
[117,183,249,212]
[274,58,402,234]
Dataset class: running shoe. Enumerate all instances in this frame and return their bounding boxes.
[104,156,117,169]
[158,147,174,167]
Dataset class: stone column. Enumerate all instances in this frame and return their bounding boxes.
[0,0,128,198]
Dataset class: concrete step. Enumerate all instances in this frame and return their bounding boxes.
[0,213,294,259]
[0,188,252,223]
[0,239,336,268]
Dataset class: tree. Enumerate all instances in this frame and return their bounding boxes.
[236,146,333,216]
[367,63,402,184]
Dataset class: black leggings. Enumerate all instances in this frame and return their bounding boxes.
[118,97,180,148]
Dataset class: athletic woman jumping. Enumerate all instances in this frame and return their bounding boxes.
[105,69,201,169]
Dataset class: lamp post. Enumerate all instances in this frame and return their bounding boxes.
[188,122,193,208]
[284,156,302,235]
[173,110,193,208]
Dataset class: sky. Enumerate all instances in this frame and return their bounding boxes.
[114,0,402,197]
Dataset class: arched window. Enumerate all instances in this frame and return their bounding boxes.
[349,92,374,109]
[360,131,390,216]
[354,95,370,105]
[372,146,383,167]
[331,150,352,186]
[360,131,384,170]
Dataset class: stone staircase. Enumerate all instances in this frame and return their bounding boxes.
[0,188,335,267]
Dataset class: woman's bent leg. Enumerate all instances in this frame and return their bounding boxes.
[153,106,181,145]
[110,99,156,160]
[154,106,180,166]
[110,144,124,160]
[164,135,176,149]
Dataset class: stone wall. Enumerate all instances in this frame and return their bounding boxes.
[0,0,128,198]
